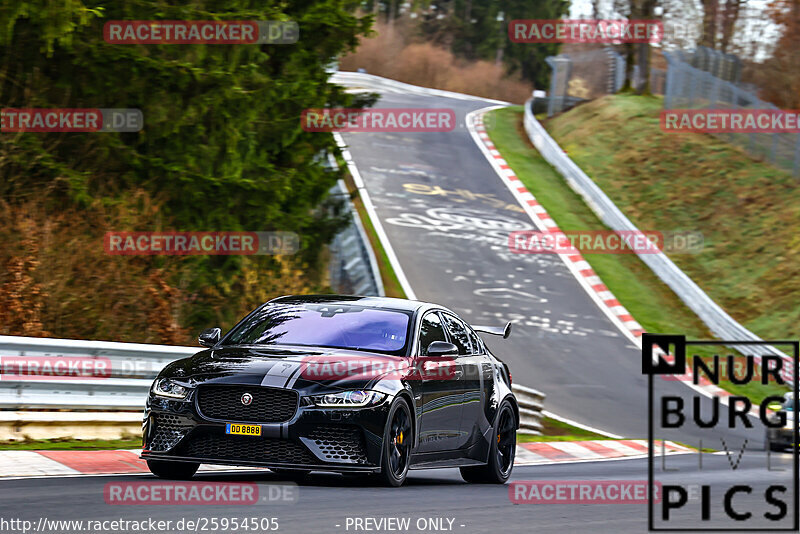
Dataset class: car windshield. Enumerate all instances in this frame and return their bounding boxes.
[222,303,412,355]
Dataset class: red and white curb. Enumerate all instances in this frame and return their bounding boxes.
[0,449,253,479]
[515,440,691,466]
[469,111,645,339]
[0,441,693,478]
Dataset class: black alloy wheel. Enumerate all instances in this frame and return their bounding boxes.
[460,401,516,484]
[379,398,412,487]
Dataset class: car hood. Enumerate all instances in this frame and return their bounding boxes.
[164,345,414,393]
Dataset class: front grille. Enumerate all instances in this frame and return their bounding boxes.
[150,414,192,452]
[196,385,298,423]
[178,433,318,465]
[307,425,369,464]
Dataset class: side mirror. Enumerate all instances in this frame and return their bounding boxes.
[426,341,458,357]
[198,327,222,348]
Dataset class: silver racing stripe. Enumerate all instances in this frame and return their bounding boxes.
[282,361,306,389]
[260,361,302,388]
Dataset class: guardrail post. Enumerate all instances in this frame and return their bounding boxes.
[512,384,546,435]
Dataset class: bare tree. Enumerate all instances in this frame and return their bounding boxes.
[700,0,718,47]
[620,0,657,94]
[700,0,747,51]
[719,0,745,53]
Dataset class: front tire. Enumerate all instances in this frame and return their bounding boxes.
[460,401,516,484]
[147,459,199,480]
[378,398,412,487]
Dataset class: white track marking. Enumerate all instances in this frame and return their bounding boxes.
[333,132,417,300]
[542,409,624,439]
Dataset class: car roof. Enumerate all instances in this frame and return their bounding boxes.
[268,294,443,313]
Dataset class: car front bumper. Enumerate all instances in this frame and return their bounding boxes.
[767,428,798,448]
[141,393,390,472]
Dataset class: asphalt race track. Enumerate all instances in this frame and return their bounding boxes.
[1,79,794,534]
[0,452,795,533]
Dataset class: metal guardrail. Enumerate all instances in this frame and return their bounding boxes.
[0,378,153,411]
[0,335,193,410]
[330,71,509,105]
[512,384,545,435]
[522,100,795,381]
[0,335,194,379]
[328,177,384,297]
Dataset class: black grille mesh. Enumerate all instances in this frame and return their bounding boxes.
[150,414,192,452]
[307,426,368,464]
[179,433,318,465]
[196,385,297,423]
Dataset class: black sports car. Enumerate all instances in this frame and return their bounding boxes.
[765,393,797,451]
[142,295,518,486]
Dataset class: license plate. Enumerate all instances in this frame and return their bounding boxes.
[225,423,261,436]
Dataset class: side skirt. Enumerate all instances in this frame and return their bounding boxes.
[408,441,487,470]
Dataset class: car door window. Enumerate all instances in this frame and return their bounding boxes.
[467,327,483,354]
[419,312,448,355]
[442,314,472,355]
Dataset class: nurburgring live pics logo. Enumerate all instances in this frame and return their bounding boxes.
[643,333,799,531]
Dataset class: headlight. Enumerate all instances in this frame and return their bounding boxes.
[307,390,386,408]
[151,378,190,399]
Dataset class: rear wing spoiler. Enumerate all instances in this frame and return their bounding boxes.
[472,322,512,339]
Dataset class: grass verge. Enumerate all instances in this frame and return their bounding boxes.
[543,95,799,344]
[486,106,788,404]
[517,417,614,443]
[339,160,407,299]
[0,437,141,450]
